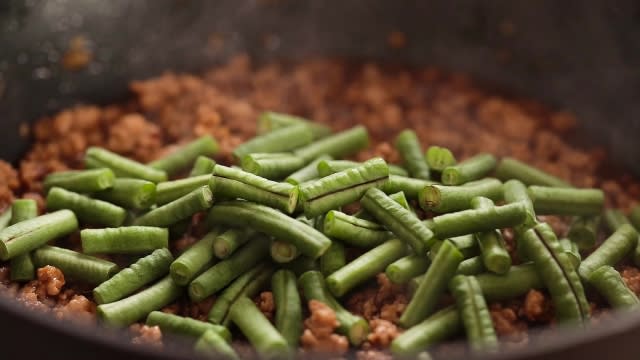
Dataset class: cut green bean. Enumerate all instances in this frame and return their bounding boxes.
[400,240,464,327]
[380,175,436,199]
[317,159,408,177]
[285,155,332,185]
[323,210,390,248]
[97,275,183,326]
[495,157,571,187]
[425,146,457,172]
[207,201,331,259]
[560,238,582,269]
[189,237,270,301]
[94,178,156,210]
[189,156,217,177]
[194,329,239,360]
[429,235,480,260]
[210,165,298,214]
[156,175,211,205]
[420,178,503,213]
[587,266,640,309]
[327,238,407,297]
[47,187,127,227]
[472,197,511,275]
[456,256,486,276]
[503,179,537,230]
[85,147,167,183]
[33,245,118,285]
[353,190,411,222]
[475,263,543,301]
[298,271,370,345]
[93,248,173,304]
[362,188,434,254]
[81,226,168,255]
[429,201,526,239]
[257,111,332,139]
[579,224,638,280]
[44,168,115,193]
[0,210,78,261]
[272,269,303,347]
[170,230,219,285]
[270,239,300,263]
[213,228,254,259]
[148,135,218,176]
[386,254,430,284]
[395,129,430,180]
[293,125,369,163]
[520,223,589,323]
[241,153,305,180]
[630,205,640,230]
[604,209,631,232]
[528,186,604,216]
[284,256,318,276]
[9,199,38,281]
[134,186,213,227]
[234,124,314,160]
[320,241,346,276]
[449,275,497,351]
[0,207,12,231]
[391,306,461,355]
[441,153,496,185]
[299,158,389,218]
[146,311,230,340]
[567,216,601,250]
[230,297,289,358]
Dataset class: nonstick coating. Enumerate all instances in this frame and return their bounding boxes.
[1,1,640,359]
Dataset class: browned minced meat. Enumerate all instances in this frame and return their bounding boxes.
[348,274,408,324]
[621,266,640,296]
[130,324,163,347]
[367,319,402,348]
[37,265,65,296]
[0,159,19,210]
[256,291,275,320]
[301,300,349,354]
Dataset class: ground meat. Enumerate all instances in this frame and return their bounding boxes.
[301,300,349,354]
[522,290,553,323]
[367,319,401,348]
[621,266,640,296]
[256,291,275,320]
[0,266,10,285]
[490,302,528,343]
[37,265,66,296]
[347,274,408,324]
[55,295,95,323]
[130,324,163,347]
[0,160,19,209]
[357,349,394,360]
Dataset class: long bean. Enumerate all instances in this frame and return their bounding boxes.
[81,227,168,255]
[156,175,211,205]
[567,216,600,250]
[560,238,582,269]
[210,165,299,214]
[528,186,604,216]
[8,199,38,281]
[587,266,640,309]
[391,306,461,355]
[323,210,390,248]
[97,275,183,326]
[94,178,156,210]
[33,245,118,285]
[503,179,537,230]
[362,188,435,254]
[425,146,457,172]
[284,256,318,276]
[395,129,430,180]
[190,156,217,177]
[420,178,503,213]
[472,197,511,275]
[316,159,408,177]
[270,239,300,263]
[327,238,407,297]
[93,248,173,304]
[257,111,332,139]
[170,230,219,285]
[234,123,314,160]
[400,240,464,327]
[380,175,436,199]
[456,256,486,276]
[604,209,631,232]
[213,228,254,259]
[47,187,127,227]
[429,235,479,260]
[206,201,331,259]
[272,270,303,347]
[194,330,239,360]
[134,186,213,227]
[495,157,571,187]
[0,207,12,230]
[475,263,543,301]
[146,311,230,340]
[429,202,527,239]
[299,158,389,218]
[148,135,218,176]
[579,224,638,280]
[85,147,167,183]
[298,271,370,345]
[320,241,346,276]
[441,153,496,185]
[293,125,369,162]
[241,153,305,180]
[44,169,115,193]
[285,155,332,185]
[189,237,270,301]
[0,210,78,260]
[229,297,289,358]
[386,254,430,284]
[449,275,498,351]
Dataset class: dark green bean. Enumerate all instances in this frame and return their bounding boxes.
[134,186,213,227]
[503,179,537,230]
[400,240,464,327]
[213,228,254,259]
[323,210,390,248]
[386,254,430,284]
[97,275,183,326]
[327,238,407,297]
[425,145,457,172]
[270,239,300,263]
[395,129,430,180]
[391,306,461,356]
[429,202,527,239]
[441,153,496,185]
[362,188,434,254]
[0,210,78,261]
[420,178,503,213]
[146,311,230,340]
[8,199,38,281]
[380,175,436,199]
[353,190,411,222]
[33,245,118,285]
[449,275,498,351]
[567,216,600,250]
[148,135,218,176]
[429,235,479,261]
[604,209,631,232]
[528,185,604,216]
[475,263,543,301]
[81,227,168,255]
[283,256,318,276]
[293,125,369,163]
[520,223,589,323]
[298,271,370,345]
[285,155,332,185]
[229,297,289,358]
[320,241,346,276]
[85,147,167,183]
[189,156,217,177]
[94,178,156,210]
[495,157,572,187]
[241,153,305,180]
[206,201,331,259]
[170,230,219,285]
[587,266,640,309]
[560,238,582,269]
[272,269,303,347]
[210,165,299,214]
[47,187,127,227]
[316,159,408,177]
[156,175,211,205]
[257,111,332,139]
[456,256,486,276]
[579,224,638,280]
[44,168,115,193]
[189,237,270,301]
[0,207,11,230]
[472,197,511,275]
[194,330,239,360]
[234,124,314,160]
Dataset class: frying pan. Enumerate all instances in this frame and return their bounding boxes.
[1,1,640,359]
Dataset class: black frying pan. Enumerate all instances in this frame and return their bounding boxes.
[2,1,640,359]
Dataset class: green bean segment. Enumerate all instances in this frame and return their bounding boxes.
[47,187,127,227]
[33,245,118,285]
[391,306,461,355]
[567,216,600,250]
[449,275,498,351]
[156,175,211,205]
[323,210,390,248]
[475,263,543,301]
[213,228,254,259]
[425,146,457,172]
[85,147,167,183]
[293,125,369,162]
[442,153,497,185]
[560,238,582,269]
[94,178,156,210]
[579,224,638,280]
[528,186,604,216]
[456,256,486,276]
[81,227,168,254]
[233,123,314,160]
[320,241,346,276]
[495,157,571,187]
[170,230,219,285]
[134,186,213,227]
[229,297,289,358]
[395,129,430,180]
[604,209,631,232]
[241,152,305,180]
[194,330,239,360]
[257,111,332,139]
[189,156,217,177]
[429,202,527,239]
[380,175,436,199]
[146,311,230,340]
[317,159,407,177]
[285,155,332,185]
[272,270,303,347]
[587,266,640,309]
[472,197,511,275]
[270,239,300,263]
[420,178,503,213]
[9,199,38,281]
[148,135,218,176]
[386,254,431,284]
[44,168,115,193]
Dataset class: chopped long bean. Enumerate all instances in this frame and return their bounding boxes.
[194,330,239,360]
[47,187,127,227]
[293,125,369,162]
[94,178,156,210]
[391,306,461,355]
[317,159,407,177]
[148,135,218,176]
[475,263,543,301]
[495,157,571,187]
[285,155,332,185]
[241,153,305,180]
[449,275,497,351]
[81,226,168,255]
[604,209,631,232]
[429,235,480,260]
[189,156,217,177]
[456,256,486,276]
[234,124,314,160]
[170,230,219,285]
[472,197,511,275]
[156,175,211,205]
[33,245,118,284]
[272,270,303,347]
[441,153,496,185]
[323,210,390,248]
[425,146,457,172]
[257,111,332,139]
[503,179,537,230]
[567,216,600,250]
[380,175,436,199]
[579,224,638,280]
[587,266,640,309]
[270,239,300,263]
[44,168,115,193]
[395,129,430,180]
[420,178,503,213]
[85,147,167,183]
[146,311,230,340]
[386,254,430,284]
[560,238,582,269]
[0,207,11,230]
[134,186,213,227]
[320,241,346,276]
[429,202,527,239]
[528,186,604,216]
[8,199,38,281]
[213,228,254,260]
[229,297,289,358]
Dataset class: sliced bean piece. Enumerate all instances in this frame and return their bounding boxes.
[560,238,582,269]
[146,311,230,340]
[391,306,461,355]
[395,129,430,180]
[380,175,436,199]
[229,297,289,358]
[44,168,115,193]
[441,153,496,185]
[495,157,572,187]
[156,175,211,205]
[270,239,300,263]
[425,146,457,172]
[323,210,390,248]
[429,202,526,239]
[285,155,332,185]
[472,197,511,275]
[241,153,305,180]
[213,228,254,259]
[272,269,303,348]
[0,207,12,230]
[8,199,38,281]
[33,245,118,285]
[419,178,503,213]
[293,125,369,163]
[134,186,213,227]
[257,111,332,139]
[148,135,218,176]
[456,256,486,276]
[320,241,346,276]
[579,224,638,280]
[85,147,167,183]
[604,209,631,232]
[567,216,600,250]
[587,266,640,309]
[81,227,168,255]
[317,159,407,177]
[449,275,497,351]
[194,330,239,360]
[94,178,156,210]
[47,187,127,227]
[386,254,430,284]
[475,263,543,301]
[170,230,219,285]
[528,186,604,216]
[189,156,217,177]
[233,124,314,160]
